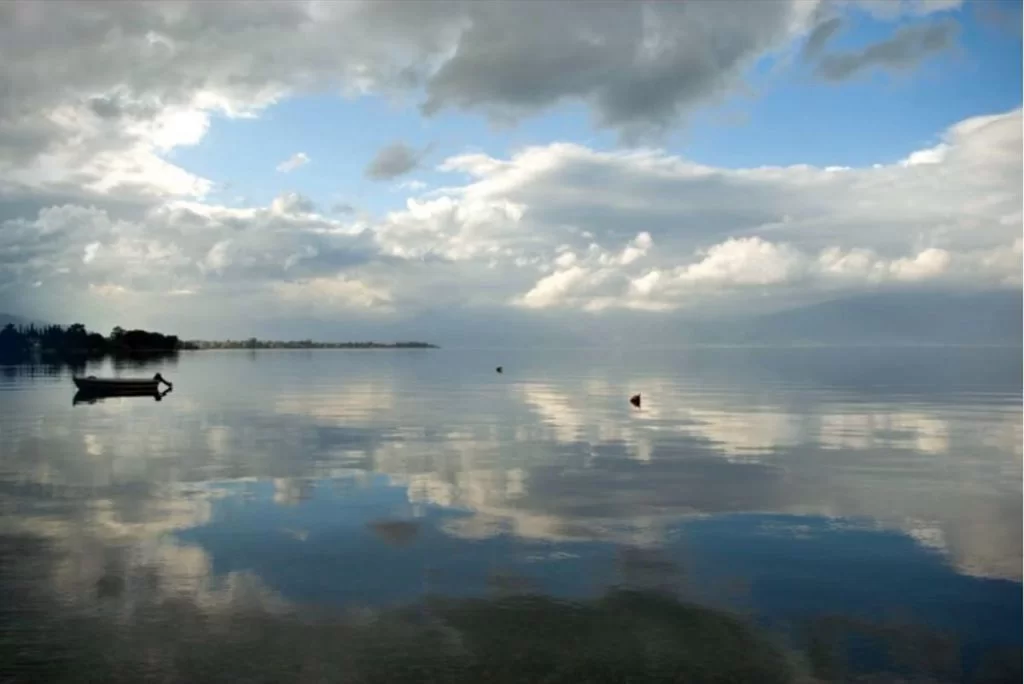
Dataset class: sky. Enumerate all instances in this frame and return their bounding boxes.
[0,0,1020,342]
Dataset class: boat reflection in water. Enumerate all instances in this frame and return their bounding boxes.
[73,386,173,406]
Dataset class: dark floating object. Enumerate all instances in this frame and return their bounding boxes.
[496,366,503,374]
[629,393,641,408]
[72,372,173,394]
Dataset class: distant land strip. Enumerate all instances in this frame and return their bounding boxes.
[188,339,438,350]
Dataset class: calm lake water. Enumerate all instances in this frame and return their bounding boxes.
[1,347,1020,683]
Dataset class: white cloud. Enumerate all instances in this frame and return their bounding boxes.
[677,237,805,286]
[619,232,653,265]
[274,276,394,313]
[518,266,593,310]
[888,247,952,282]
[515,237,1011,313]
[411,108,1019,313]
[82,242,100,264]
[270,191,317,215]
[276,152,310,173]
[0,1,1015,336]
[397,179,428,192]
[0,194,377,325]
[89,283,129,297]
[3,108,1019,330]
[900,144,949,166]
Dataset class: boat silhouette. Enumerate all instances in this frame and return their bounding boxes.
[71,373,173,405]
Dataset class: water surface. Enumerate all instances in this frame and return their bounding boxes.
[1,347,1020,682]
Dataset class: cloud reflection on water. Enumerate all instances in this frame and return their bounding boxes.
[0,349,1019,660]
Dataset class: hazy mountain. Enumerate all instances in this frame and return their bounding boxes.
[694,290,1022,346]
[6,290,1020,348]
[0,313,40,328]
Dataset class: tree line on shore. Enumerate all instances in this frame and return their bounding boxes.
[0,322,438,362]
[0,323,190,361]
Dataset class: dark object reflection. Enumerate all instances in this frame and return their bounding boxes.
[73,387,173,406]
[3,571,793,684]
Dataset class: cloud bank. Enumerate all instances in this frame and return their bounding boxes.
[0,0,1015,340]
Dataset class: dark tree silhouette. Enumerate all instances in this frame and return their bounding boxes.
[0,322,185,362]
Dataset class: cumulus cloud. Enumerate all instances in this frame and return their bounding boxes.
[678,238,806,287]
[274,276,394,313]
[513,235,1012,313]
[0,193,380,326]
[0,0,970,209]
[270,191,317,214]
[419,1,817,137]
[276,152,310,173]
[0,0,830,181]
[4,107,1018,330]
[425,109,1017,312]
[0,0,1015,336]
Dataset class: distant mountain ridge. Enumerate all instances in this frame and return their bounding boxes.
[0,313,48,328]
[695,290,1022,346]
[5,290,1020,349]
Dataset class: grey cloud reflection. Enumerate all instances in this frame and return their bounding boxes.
[2,351,1018,684]
[362,371,1019,580]
[1,478,289,621]
[1,347,1019,627]
[250,357,1023,579]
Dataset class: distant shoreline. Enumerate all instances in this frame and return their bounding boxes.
[187,341,439,350]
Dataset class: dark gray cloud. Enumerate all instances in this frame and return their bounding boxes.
[814,20,957,81]
[365,142,423,180]
[973,0,1023,37]
[87,93,161,121]
[0,0,812,164]
[801,17,844,60]
[421,1,802,137]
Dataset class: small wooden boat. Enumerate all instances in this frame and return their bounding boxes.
[72,373,172,394]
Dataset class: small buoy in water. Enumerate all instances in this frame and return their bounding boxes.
[629,393,641,408]
[496,366,503,374]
